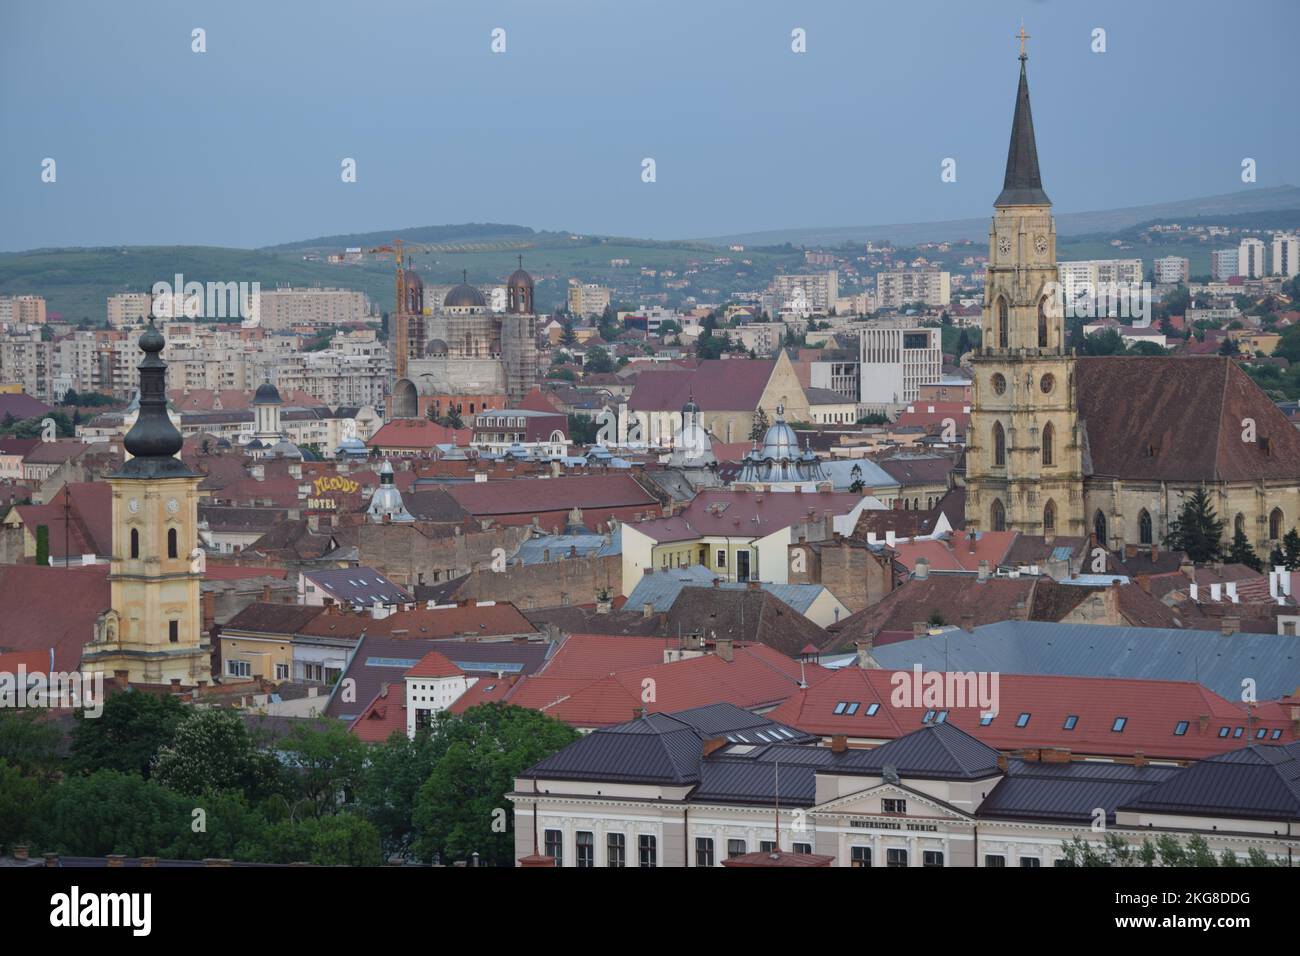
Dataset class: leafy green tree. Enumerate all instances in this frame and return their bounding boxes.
[411,705,578,866]
[260,812,383,866]
[356,731,446,856]
[34,525,48,566]
[567,413,598,445]
[1164,488,1225,563]
[34,770,192,857]
[1080,328,1126,356]
[278,721,367,818]
[68,690,188,779]
[560,321,578,348]
[151,708,282,801]
[1285,528,1300,571]
[0,710,62,777]
[1226,527,1264,572]
[0,759,42,846]
[583,346,614,374]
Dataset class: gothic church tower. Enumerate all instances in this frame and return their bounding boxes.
[965,36,1085,537]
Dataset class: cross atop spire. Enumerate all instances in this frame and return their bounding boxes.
[994,34,1051,208]
[1016,21,1030,61]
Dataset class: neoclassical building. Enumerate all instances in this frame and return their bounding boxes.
[965,48,1300,554]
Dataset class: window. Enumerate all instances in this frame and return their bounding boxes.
[993,421,1006,467]
[793,842,812,855]
[1218,726,1230,738]
[716,550,726,568]
[990,498,1006,532]
[169,620,179,644]
[1094,511,1107,547]
[1037,297,1049,348]
[850,846,871,868]
[576,831,594,868]
[1139,509,1153,546]
[882,799,906,814]
[1016,713,1031,728]
[1061,715,1076,730]
[935,710,948,723]
[1041,422,1054,466]
[1020,857,1041,868]
[607,833,625,867]
[1271,508,1284,540]
[923,710,935,723]
[980,712,995,726]
[1272,729,1283,740]
[985,854,1006,867]
[1043,499,1056,535]
[227,659,251,678]
[638,835,657,868]
[275,663,289,680]
[886,848,908,867]
[833,701,848,715]
[167,527,178,559]
[865,703,880,716]
[130,528,139,559]
[1233,727,1244,738]
[997,297,1008,349]
[727,839,747,859]
[1112,717,1127,732]
[544,829,563,865]
[1174,721,1189,736]
[1256,728,1267,739]
[695,837,714,867]
[759,841,776,853]
[923,851,944,867]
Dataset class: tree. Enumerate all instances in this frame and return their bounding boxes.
[560,320,578,348]
[1226,527,1264,572]
[749,407,770,442]
[583,346,614,374]
[0,710,62,777]
[34,524,48,567]
[151,708,282,801]
[1218,337,1241,356]
[278,721,368,818]
[260,812,383,866]
[355,730,445,856]
[68,691,188,779]
[1164,488,1224,563]
[34,769,193,858]
[567,413,598,445]
[1284,528,1300,571]
[0,759,42,847]
[411,704,578,866]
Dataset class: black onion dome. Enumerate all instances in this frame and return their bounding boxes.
[507,267,534,288]
[253,381,283,404]
[444,282,486,308]
[116,319,195,478]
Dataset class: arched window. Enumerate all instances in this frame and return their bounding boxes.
[1043,499,1056,535]
[997,297,1008,349]
[1042,422,1054,467]
[1139,509,1153,545]
[1094,511,1108,547]
[991,499,1006,532]
[1038,296,1049,348]
[168,528,178,559]
[1235,513,1246,536]
[993,421,1006,467]
[1271,508,1284,540]
[130,528,139,560]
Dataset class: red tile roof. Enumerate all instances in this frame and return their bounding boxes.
[632,488,863,542]
[446,473,657,518]
[297,602,535,640]
[0,565,110,671]
[627,360,775,412]
[890,530,1017,572]
[367,419,472,449]
[406,650,464,679]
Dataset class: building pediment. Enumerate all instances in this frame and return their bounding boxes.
[812,779,974,826]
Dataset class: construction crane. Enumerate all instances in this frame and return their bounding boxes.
[366,238,442,383]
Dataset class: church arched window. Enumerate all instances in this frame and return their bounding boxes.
[1235,513,1246,536]
[130,528,139,560]
[993,421,1006,467]
[997,297,1008,349]
[1043,499,1056,535]
[1270,508,1284,540]
[1139,509,1152,545]
[1094,511,1108,548]
[168,528,178,559]
[1042,422,1054,466]
[991,499,1006,532]
[1038,296,1049,349]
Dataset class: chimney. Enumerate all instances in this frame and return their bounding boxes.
[642,602,653,618]
[977,559,990,582]
[996,754,1009,772]
[912,621,927,637]
[702,737,729,758]
[596,594,611,614]
[830,735,848,754]
[105,854,125,868]
[1198,715,1210,735]
[201,589,216,630]
[885,530,896,547]
[968,533,977,554]
[1132,753,1148,768]
[1284,569,1294,598]
[914,557,929,580]
[12,845,29,862]
[746,579,761,591]
[960,613,974,633]
[1271,569,1280,600]
[712,578,721,589]
[1125,544,1136,560]
[1150,541,1159,561]
[713,638,734,662]
[1221,615,1239,636]
[1210,582,1222,602]
[1181,559,1195,581]
[262,583,273,603]
[855,638,874,669]
[43,853,59,868]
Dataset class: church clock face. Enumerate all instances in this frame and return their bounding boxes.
[1034,235,1048,255]
[166,498,179,514]
[998,236,1012,256]
[128,498,139,514]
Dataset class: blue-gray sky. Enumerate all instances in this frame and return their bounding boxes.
[1,0,1295,251]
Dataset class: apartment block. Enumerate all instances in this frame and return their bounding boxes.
[875,270,951,309]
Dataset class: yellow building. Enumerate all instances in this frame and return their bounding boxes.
[84,320,212,687]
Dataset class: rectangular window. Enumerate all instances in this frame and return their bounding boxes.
[1020,857,1041,868]
[716,550,726,568]
[850,846,871,868]
[793,842,812,855]
[1016,713,1031,727]
[544,829,563,866]
[1174,721,1189,736]
[882,798,906,814]
[274,663,289,680]
[759,841,776,853]
[226,659,251,678]
[607,833,625,868]
[985,855,1006,867]
[695,837,714,867]
[886,848,908,867]
[638,835,657,868]
[1063,715,1078,730]
[727,839,747,859]
[576,831,594,868]
[1112,717,1127,732]
[169,620,179,643]
[923,850,944,867]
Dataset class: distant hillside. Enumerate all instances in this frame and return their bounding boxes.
[698,185,1300,248]
[261,223,542,254]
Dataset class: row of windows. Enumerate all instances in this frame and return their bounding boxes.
[850,847,944,867]
[546,830,657,867]
[128,527,181,559]
[992,295,1052,350]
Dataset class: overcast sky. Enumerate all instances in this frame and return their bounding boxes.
[1,0,1295,251]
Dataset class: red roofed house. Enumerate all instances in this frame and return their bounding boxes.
[3,482,113,565]
[367,419,472,456]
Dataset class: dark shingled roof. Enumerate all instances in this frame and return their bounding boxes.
[995,56,1050,207]
[1119,743,1300,821]
[225,602,326,635]
[830,722,1003,780]
[1076,356,1300,481]
[664,586,832,655]
[980,760,1181,826]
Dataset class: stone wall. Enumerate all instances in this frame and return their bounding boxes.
[447,553,622,610]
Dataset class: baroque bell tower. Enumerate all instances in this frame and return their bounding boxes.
[965,30,1085,537]
[85,318,211,687]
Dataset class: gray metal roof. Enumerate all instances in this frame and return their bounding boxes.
[829,722,1003,780]
[1119,742,1300,821]
[870,621,1300,702]
[980,760,1181,825]
[625,566,829,616]
[511,529,621,565]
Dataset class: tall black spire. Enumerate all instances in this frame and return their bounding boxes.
[994,47,1050,208]
[117,318,194,477]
